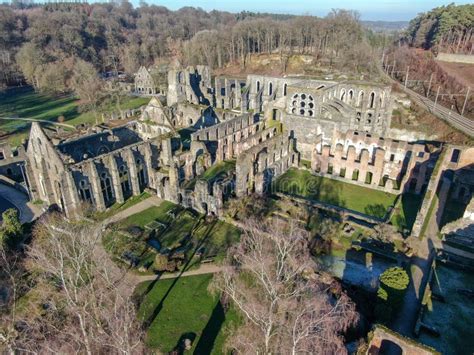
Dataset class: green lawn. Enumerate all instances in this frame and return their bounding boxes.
[0,87,150,146]
[135,274,240,353]
[273,168,398,218]
[201,160,236,183]
[118,201,181,229]
[390,193,424,233]
[93,192,151,221]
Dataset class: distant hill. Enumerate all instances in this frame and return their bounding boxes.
[362,21,409,32]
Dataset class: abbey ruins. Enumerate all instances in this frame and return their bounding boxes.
[21,65,472,219]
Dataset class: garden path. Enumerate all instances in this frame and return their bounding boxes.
[131,263,223,284]
[103,195,162,225]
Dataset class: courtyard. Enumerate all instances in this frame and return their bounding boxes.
[103,200,240,273]
[273,168,398,219]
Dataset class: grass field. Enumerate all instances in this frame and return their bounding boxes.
[390,193,424,233]
[0,87,150,146]
[273,168,397,218]
[135,274,240,353]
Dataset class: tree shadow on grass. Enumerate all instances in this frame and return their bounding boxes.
[193,301,226,354]
[174,332,197,355]
[141,216,217,329]
[364,203,388,219]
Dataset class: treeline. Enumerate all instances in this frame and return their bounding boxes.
[0,2,389,92]
[404,3,474,54]
[181,10,385,74]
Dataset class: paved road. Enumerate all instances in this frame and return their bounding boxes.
[381,66,474,137]
[131,263,223,285]
[0,183,42,223]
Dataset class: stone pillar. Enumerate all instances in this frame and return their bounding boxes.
[108,155,124,204]
[144,143,155,189]
[359,149,370,183]
[125,149,140,196]
[63,170,81,218]
[372,149,385,186]
[161,138,173,166]
[88,161,106,212]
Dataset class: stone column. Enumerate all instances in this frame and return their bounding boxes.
[108,155,124,204]
[88,161,106,212]
[359,150,370,183]
[125,149,140,196]
[63,170,81,218]
[144,143,155,189]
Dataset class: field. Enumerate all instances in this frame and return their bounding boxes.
[135,274,240,353]
[0,87,150,146]
[273,168,398,218]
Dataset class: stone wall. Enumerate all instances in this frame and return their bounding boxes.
[236,132,299,197]
[0,142,26,182]
[367,325,438,355]
[311,130,433,194]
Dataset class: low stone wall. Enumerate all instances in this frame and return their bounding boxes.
[367,325,439,355]
[436,53,474,64]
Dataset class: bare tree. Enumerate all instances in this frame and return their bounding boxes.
[211,219,357,354]
[21,214,144,354]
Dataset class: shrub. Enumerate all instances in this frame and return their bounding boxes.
[153,254,171,272]
[376,267,409,323]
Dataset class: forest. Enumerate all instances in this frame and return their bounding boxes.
[404,3,473,54]
[0,2,392,92]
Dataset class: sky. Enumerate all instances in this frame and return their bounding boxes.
[132,0,472,21]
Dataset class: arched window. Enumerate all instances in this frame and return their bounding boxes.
[358,91,364,107]
[283,83,288,96]
[268,82,273,96]
[256,80,261,92]
[369,92,375,108]
[136,159,146,190]
[340,89,346,101]
[79,180,92,202]
[349,89,354,101]
[119,165,130,195]
[100,173,113,202]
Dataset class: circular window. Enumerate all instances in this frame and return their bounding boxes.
[292,108,296,114]
[301,94,306,100]
[309,102,314,108]
[292,100,297,106]
[300,109,305,115]
[309,95,314,101]
[293,94,299,99]
[300,101,306,107]
[308,110,314,116]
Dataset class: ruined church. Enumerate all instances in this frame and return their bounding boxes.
[25,66,441,218]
